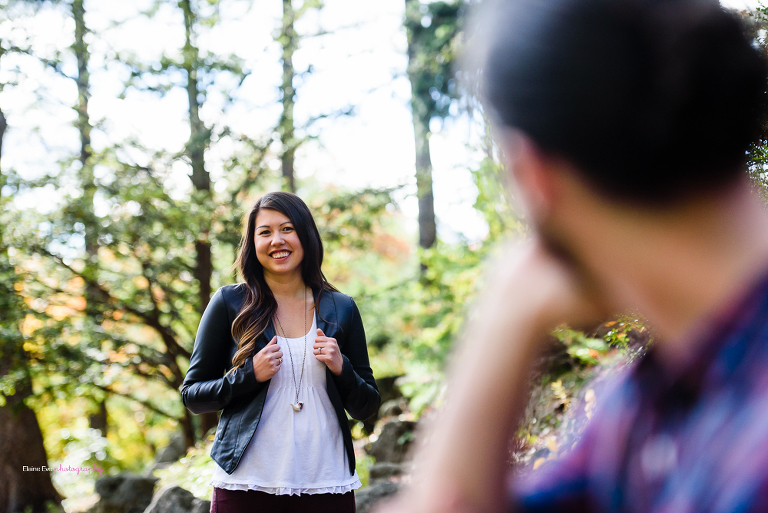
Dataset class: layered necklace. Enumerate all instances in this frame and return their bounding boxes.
[274,287,308,412]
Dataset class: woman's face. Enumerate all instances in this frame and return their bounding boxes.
[254,208,304,279]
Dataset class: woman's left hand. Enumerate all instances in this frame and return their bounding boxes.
[313,329,343,376]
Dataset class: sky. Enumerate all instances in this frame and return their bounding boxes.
[1,0,764,245]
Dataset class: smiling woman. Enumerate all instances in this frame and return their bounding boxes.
[181,191,380,513]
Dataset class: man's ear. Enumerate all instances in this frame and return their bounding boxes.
[500,131,558,223]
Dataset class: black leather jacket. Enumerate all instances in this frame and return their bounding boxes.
[181,284,380,475]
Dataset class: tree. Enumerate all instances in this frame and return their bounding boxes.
[403,0,463,262]
[3,1,391,473]
[27,0,269,447]
[0,134,64,513]
[276,0,326,193]
[180,0,214,321]
[0,3,63,510]
[279,0,298,192]
[70,0,110,435]
[741,6,768,200]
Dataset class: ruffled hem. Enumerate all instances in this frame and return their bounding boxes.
[210,478,362,496]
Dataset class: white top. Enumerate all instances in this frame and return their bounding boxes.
[211,315,361,495]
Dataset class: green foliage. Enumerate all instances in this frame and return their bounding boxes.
[355,454,375,488]
[354,155,525,414]
[311,187,398,254]
[471,157,521,240]
[511,317,652,469]
[49,427,112,501]
[553,328,609,367]
[601,316,651,363]
[742,7,768,200]
[154,436,214,500]
[0,0,658,499]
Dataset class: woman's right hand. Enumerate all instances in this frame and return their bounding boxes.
[252,337,283,382]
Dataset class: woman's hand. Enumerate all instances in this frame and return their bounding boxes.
[252,336,283,382]
[313,329,343,375]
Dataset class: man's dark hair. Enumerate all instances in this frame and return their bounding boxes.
[483,0,768,204]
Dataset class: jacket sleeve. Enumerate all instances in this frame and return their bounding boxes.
[331,296,381,420]
[181,287,265,414]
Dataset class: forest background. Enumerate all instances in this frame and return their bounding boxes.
[0,0,766,512]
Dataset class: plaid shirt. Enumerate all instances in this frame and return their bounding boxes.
[512,273,768,513]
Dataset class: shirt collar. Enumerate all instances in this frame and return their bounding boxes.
[636,268,768,404]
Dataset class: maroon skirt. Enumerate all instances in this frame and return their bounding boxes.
[211,487,356,513]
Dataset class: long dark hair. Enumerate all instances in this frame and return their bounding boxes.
[229,192,337,372]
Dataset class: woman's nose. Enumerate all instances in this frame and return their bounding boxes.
[271,232,285,245]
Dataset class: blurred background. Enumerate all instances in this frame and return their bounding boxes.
[1,0,766,512]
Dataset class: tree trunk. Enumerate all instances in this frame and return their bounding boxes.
[0,110,5,166]
[73,0,109,437]
[181,0,217,444]
[0,107,62,513]
[72,0,96,259]
[88,399,108,435]
[413,105,436,250]
[279,0,297,193]
[181,0,212,316]
[405,0,437,253]
[0,390,64,513]
[0,315,57,513]
[73,0,97,261]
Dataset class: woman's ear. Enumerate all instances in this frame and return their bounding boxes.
[499,130,558,226]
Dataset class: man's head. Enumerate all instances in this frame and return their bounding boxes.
[480,0,766,231]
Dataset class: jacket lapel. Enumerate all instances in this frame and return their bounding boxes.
[264,319,276,343]
[315,289,338,341]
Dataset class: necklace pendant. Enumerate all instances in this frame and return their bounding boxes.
[291,402,304,412]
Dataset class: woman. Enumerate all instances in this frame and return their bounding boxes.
[182,191,380,513]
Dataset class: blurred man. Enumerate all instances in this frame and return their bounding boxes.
[378,0,768,511]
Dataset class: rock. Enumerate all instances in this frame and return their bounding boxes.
[154,433,186,465]
[145,432,188,475]
[375,376,404,405]
[369,462,403,480]
[355,482,400,513]
[378,399,405,418]
[367,420,417,464]
[144,485,210,513]
[190,500,211,513]
[350,376,406,436]
[90,474,157,513]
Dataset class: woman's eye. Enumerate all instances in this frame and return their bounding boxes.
[258,231,269,236]
[283,227,293,232]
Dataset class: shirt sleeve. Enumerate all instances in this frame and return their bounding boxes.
[511,469,592,513]
[181,287,266,414]
[330,296,381,420]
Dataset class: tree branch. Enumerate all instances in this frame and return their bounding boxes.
[91,383,181,420]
